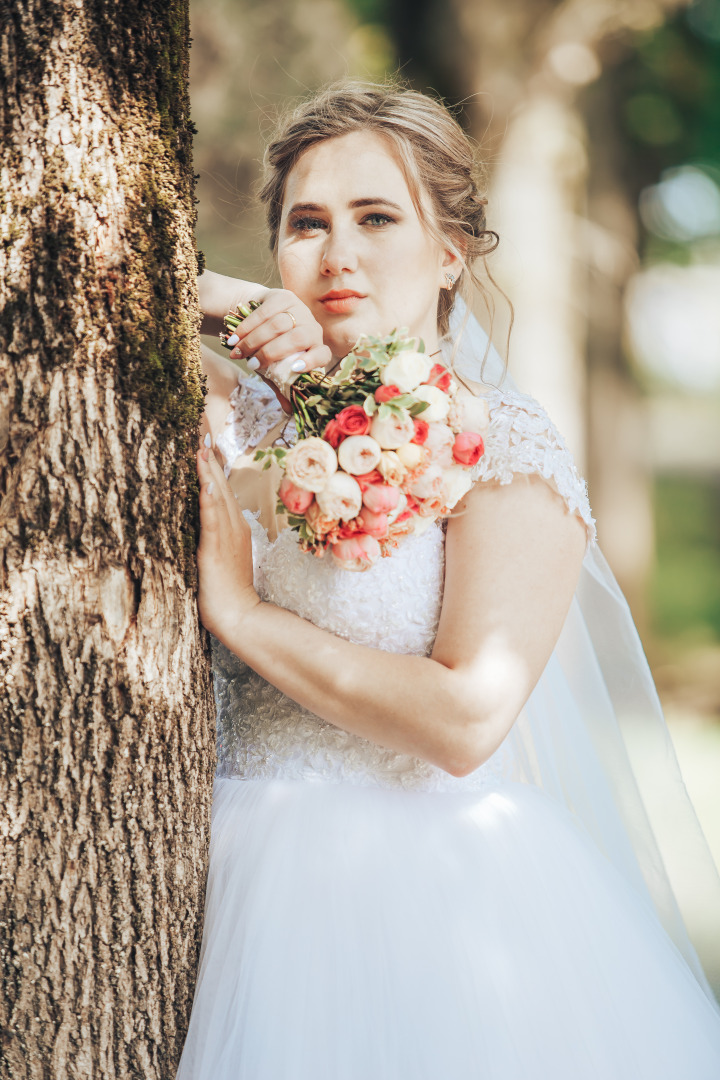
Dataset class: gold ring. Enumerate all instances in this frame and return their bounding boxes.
[280,310,296,331]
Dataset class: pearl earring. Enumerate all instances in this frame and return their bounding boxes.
[445,272,455,289]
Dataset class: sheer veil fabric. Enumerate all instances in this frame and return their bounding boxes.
[446,298,720,1000]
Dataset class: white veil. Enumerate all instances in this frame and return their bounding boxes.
[446,298,720,1004]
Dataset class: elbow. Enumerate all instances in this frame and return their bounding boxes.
[435,710,514,779]
[436,731,488,779]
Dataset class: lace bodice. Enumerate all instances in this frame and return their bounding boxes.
[213,374,595,793]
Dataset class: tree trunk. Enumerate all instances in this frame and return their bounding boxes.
[0,3,215,1077]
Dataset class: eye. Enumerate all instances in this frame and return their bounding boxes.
[362,212,395,227]
[289,215,328,234]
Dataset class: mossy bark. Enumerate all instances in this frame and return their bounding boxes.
[0,2,215,1077]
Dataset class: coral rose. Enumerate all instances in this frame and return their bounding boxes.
[452,431,484,466]
[357,506,389,539]
[331,534,381,572]
[411,418,429,444]
[278,477,314,515]
[322,418,344,449]
[316,472,363,521]
[284,436,338,492]
[377,450,407,485]
[335,405,371,437]
[380,351,433,392]
[424,363,452,392]
[412,385,450,423]
[374,384,402,403]
[370,410,415,450]
[362,483,400,514]
[337,434,382,475]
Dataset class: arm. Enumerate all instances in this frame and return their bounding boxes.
[196,446,587,777]
[197,269,269,337]
[197,270,332,428]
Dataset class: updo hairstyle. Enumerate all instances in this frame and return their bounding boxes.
[259,80,499,338]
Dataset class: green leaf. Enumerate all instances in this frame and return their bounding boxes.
[363,396,377,416]
[409,401,430,415]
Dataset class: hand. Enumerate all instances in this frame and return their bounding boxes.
[196,443,261,646]
[228,289,331,409]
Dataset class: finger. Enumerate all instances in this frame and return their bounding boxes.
[198,443,241,526]
[197,449,231,539]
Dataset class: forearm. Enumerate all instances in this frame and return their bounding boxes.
[218,600,496,777]
[198,269,269,336]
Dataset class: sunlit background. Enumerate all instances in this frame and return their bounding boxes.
[189,0,720,986]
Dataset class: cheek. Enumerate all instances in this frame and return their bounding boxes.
[277,247,312,294]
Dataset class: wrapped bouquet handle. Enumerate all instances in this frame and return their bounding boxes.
[220,300,304,398]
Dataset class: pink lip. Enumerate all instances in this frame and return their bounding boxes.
[318,289,366,314]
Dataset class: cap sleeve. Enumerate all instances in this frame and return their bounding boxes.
[472,388,596,545]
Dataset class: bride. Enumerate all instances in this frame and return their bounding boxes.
[177,82,720,1078]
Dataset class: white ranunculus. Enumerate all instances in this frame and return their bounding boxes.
[447,387,490,434]
[370,409,415,449]
[423,422,455,467]
[412,384,450,423]
[337,435,382,475]
[380,351,433,392]
[284,436,338,492]
[377,450,407,485]
[442,466,474,509]
[316,472,363,521]
[395,442,425,470]
[409,465,444,500]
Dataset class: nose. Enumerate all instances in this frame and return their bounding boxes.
[320,225,358,276]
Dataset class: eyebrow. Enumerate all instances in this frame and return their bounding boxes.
[287,198,404,214]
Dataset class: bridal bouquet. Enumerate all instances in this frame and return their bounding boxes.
[222,307,488,571]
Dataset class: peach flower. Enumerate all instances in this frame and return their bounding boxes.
[412,384,450,423]
[380,351,432,392]
[316,472,363,521]
[357,506,390,539]
[331,534,381,571]
[278,477,315,515]
[423,422,455,467]
[370,410,416,450]
[284,436,338,492]
[337,434,382,475]
[362,483,400,514]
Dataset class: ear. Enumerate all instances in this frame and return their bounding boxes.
[440,249,464,291]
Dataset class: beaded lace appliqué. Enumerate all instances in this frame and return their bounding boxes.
[215,373,285,476]
[213,384,595,793]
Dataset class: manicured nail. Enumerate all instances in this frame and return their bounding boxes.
[226,333,239,347]
[204,432,212,448]
[206,482,214,495]
[246,357,260,371]
[291,358,306,372]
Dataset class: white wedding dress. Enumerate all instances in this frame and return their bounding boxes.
[176,371,720,1079]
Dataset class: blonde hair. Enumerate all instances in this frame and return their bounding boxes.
[259,80,500,338]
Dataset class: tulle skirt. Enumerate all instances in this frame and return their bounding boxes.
[176,776,720,1079]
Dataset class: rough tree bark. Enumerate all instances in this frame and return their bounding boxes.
[0,2,215,1077]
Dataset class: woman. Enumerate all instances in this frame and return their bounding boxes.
[178,82,720,1078]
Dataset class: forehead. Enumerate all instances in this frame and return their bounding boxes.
[283,130,416,211]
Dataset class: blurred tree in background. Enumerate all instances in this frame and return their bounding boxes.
[190,0,720,717]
